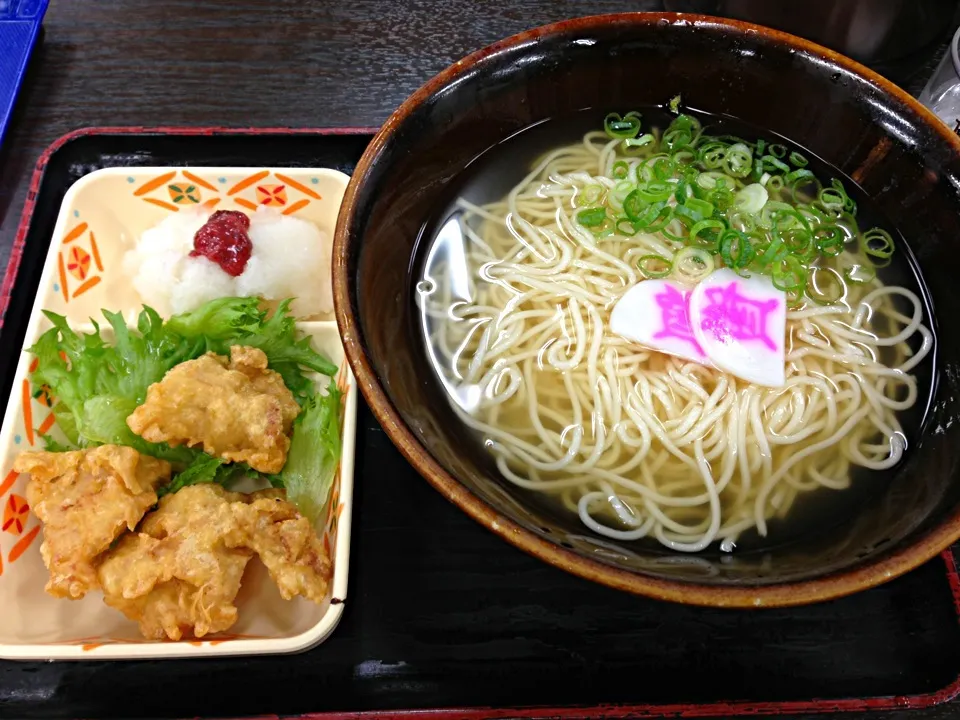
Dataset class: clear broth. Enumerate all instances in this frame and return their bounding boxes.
[413,106,937,554]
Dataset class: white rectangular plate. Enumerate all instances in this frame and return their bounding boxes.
[0,166,356,659]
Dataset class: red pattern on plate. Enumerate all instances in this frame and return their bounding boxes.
[2,494,28,535]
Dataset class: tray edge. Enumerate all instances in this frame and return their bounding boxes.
[1,125,957,718]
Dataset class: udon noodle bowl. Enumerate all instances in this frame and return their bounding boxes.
[417,109,934,553]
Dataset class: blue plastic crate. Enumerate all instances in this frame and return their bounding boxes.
[0,0,49,149]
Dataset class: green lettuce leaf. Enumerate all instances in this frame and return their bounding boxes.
[166,297,337,404]
[272,381,342,524]
[157,454,226,497]
[27,298,339,493]
[38,433,76,453]
[161,296,262,343]
[156,454,259,497]
[30,308,202,464]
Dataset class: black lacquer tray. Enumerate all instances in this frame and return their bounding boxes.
[0,129,959,720]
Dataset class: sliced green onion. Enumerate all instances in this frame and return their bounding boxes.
[698,141,727,167]
[832,179,857,214]
[861,227,894,259]
[695,171,730,190]
[638,254,672,278]
[719,230,754,269]
[844,262,877,284]
[772,255,806,291]
[762,155,790,173]
[663,128,693,152]
[786,288,805,309]
[624,133,655,149]
[579,184,603,206]
[818,186,845,209]
[622,190,646,221]
[673,246,715,284]
[635,182,673,203]
[592,221,615,238]
[757,236,788,267]
[733,183,768,214]
[661,218,691,242]
[584,110,897,304]
[835,212,860,241]
[673,177,690,204]
[814,225,845,256]
[689,219,725,251]
[726,208,756,233]
[633,201,672,231]
[673,203,707,225]
[758,202,797,230]
[790,173,822,205]
[576,207,607,228]
[684,197,715,217]
[604,112,641,139]
[709,186,734,212]
[783,228,815,260]
[637,153,669,182]
[668,113,701,135]
[609,180,635,207]
[652,156,676,181]
[796,206,822,227]
[785,168,814,183]
[724,143,753,177]
[679,164,701,182]
[806,267,844,305]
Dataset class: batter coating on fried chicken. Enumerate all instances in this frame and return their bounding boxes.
[97,484,253,641]
[232,489,332,603]
[97,483,333,640]
[13,445,170,599]
[126,345,300,473]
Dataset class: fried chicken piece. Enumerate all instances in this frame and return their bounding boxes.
[230,489,332,603]
[126,345,300,473]
[13,446,170,599]
[97,483,332,641]
[97,484,253,641]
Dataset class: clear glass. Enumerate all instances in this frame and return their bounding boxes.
[918,26,960,136]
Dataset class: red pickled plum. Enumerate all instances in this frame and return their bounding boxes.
[191,210,253,277]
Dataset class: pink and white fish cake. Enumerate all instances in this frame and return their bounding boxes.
[689,268,787,387]
[609,268,786,387]
[609,279,711,365]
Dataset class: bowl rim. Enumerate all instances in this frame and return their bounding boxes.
[333,11,960,608]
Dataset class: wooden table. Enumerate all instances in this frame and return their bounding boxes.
[0,0,948,268]
[0,2,957,719]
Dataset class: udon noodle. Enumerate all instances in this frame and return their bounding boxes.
[419,125,933,553]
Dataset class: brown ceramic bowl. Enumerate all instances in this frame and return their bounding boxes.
[334,12,960,607]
